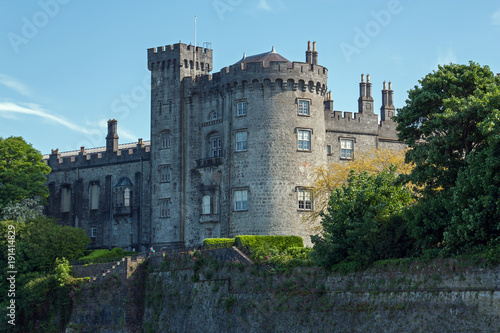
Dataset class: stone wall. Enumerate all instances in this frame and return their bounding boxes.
[65,250,500,333]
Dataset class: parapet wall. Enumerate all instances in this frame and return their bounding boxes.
[45,141,150,172]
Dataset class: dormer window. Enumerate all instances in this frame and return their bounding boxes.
[113,177,133,215]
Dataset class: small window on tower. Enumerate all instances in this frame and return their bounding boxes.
[237,101,247,116]
[298,99,310,116]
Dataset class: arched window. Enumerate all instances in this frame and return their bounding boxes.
[202,195,211,215]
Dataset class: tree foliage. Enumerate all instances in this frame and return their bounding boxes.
[395,61,500,193]
[311,167,415,269]
[0,136,51,212]
[305,148,412,233]
[396,62,500,254]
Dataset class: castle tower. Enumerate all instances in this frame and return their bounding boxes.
[147,43,214,248]
[106,119,118,152]
[380,81,396,121]
[358,74,374,114]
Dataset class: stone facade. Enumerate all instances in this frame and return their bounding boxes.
[45,40,404,251]
[44,121,151,251]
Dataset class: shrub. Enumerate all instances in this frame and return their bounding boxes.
[235,235,303,253]
[203,238,235,249]
[76,247,126,264]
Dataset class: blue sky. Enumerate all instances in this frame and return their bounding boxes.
[1,0,499,154]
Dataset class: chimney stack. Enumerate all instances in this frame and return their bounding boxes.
[305,41,312,64]
[106,119,119,153]
[312,41,318,65]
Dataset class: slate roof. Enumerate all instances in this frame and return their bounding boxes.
[234,46,292,68]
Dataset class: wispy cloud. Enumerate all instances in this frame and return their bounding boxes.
[0,74,32,97]
[436,46,457,66]
[86,118,138,143]
[258,0,273,12]
[492,9,500,26]
[0,101,97,135]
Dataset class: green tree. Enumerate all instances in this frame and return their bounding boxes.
[395,62,500,252]
[311,167,414,269]
[443,89,500,254]
[0,136,51,213]
[395,62,499,193]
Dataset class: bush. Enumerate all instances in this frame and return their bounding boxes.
[203,238,235,249]
[235,235,303,253]
[76,247,126,264]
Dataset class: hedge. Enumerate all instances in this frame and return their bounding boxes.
[203,238,235,248]
[235,235,303,252]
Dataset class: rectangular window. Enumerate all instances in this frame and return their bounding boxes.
[160,199,171,218]
[234,189,248,211]
[90,184,99,210]
[61,187,71,213]
[326,145,332,155]
[212,194,218,214]
[161,130,171,149]
[298,130,311,151]
[236,131,248,152]
[91,227,97,238]
[298,188,312,210]
[237,101,247,116]
[341,139,354,159]
[298,100,310,115]
[211,137,222,157]
[123,188,131,207]
[160,165,171,183]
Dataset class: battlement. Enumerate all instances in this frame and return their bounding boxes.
[148,43,213,72]
[44,139,151,171]
[183,59,328,100]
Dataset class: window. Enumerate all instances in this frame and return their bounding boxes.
[160,165,171,183]
[160,199,171,218]
[91,227,97,240]
[298,130,311,151]
[212,194,218,214]
[341,139,354,159]
[234,189,248,211]
[236,131,248,152]
[208,110,218,121]
[298,188,312,210]
[90,184,99,210]
[160,130,171,149]
[298,100,310,115]
[202,195,211,215]
[61,186,71,213]
[123,188,131,207]
[237,101,247,116]
[211,137,222,157]
[326,145,332,155]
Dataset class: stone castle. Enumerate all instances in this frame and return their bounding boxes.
[44,41,403,251]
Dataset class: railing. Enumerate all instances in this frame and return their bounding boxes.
[196,156,222,168]
[113,206,132,216]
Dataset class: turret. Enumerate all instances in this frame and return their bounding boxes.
[358,74,374,114]
[106,119,119,153]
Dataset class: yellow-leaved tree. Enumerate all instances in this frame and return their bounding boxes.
[305,147,414,233]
